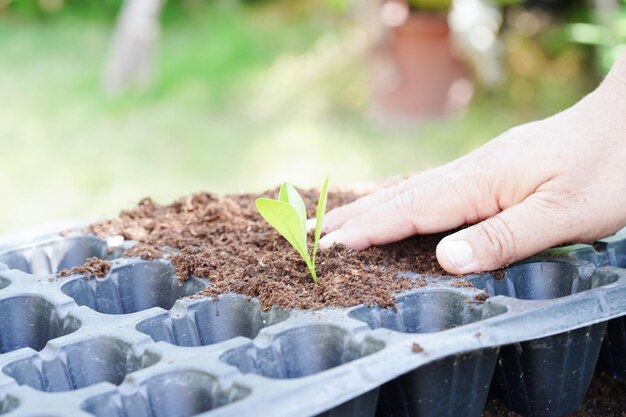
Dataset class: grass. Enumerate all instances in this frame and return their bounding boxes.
[0,1,595,233]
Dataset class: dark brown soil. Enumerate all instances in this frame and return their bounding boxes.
[491,269,506,280]
[123,243,162,260]
[86,188,455,310]
[58,257,111,279]
[474,292,489,303]
[481,366,626,417]
[411,342,424,353]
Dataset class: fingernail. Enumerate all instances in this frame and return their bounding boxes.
[440,240,474,269]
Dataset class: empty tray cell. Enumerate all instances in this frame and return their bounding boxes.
[470,261,609,416]
[136,295,289,347]
[573,239,626,380]
[348,290,505,334]
[601,313,626,380]
[0,236,108,275]
[3,337,160,392]
[0,295,80,353]
[495,323,606,417]
[221,324,384,379]
[61,261,205,315]
[596,265,626,381]
[82,370,250,417]
[375,348,497,417]
[349,291,500,417]
[469,261,614,300]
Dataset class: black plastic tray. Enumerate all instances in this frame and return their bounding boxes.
[0,231,625,417]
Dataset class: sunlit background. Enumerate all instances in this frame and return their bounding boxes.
[0,0,624,233]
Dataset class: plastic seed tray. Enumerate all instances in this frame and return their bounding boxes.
[0,230,626,417]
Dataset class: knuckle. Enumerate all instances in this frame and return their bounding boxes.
[448,170,496,223]
[476,216,517,264]
[397,178,411,194]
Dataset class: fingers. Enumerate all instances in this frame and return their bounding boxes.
[319,162,459,233]
[436,193,567,274]
[319,172,500,250]
[316,182,409,232]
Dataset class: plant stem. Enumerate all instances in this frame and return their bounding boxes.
[307,259,317,283]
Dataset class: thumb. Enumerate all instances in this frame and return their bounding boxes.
[436,194,566,274]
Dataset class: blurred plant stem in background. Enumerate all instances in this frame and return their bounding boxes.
[103,0,164,96]
[0,0,605,233]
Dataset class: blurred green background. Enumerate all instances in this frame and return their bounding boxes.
[0,0,623,233]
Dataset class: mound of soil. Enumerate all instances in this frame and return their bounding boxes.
[58,257,111,279]
[85,188,457,310]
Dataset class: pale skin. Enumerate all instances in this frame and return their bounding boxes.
[317,52,626,275]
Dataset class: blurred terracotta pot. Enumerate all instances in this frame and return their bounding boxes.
[372,11,473,124]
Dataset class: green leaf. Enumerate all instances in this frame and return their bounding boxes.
[255,198,313,274]
[278,182,307,241]
[256,179,329,283]
[312,176,330,266]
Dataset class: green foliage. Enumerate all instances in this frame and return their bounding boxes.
[255,178,330,282]
[565,7,626,74]
[323,0,352,13]
[1,0,124,19]
[408,0,518,12]
[0,0,289,21]
[0,0,594,235]
[408,0,452,13]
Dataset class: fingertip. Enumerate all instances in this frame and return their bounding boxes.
[321,208,344,233]
[318,230,340,250]
[306,218,316,232]
[436,237,478,275]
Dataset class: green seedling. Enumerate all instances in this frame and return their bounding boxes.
[255,177,330,282]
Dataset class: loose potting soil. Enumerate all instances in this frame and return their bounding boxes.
[57,190,626,417]
[58,257,111,279]
[84,188,456,310]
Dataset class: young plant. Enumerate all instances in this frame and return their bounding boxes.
[255,177,330,282]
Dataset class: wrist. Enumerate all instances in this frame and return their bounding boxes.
[579,52,626,142]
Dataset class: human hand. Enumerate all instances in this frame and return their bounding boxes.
[317,53,626,275]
